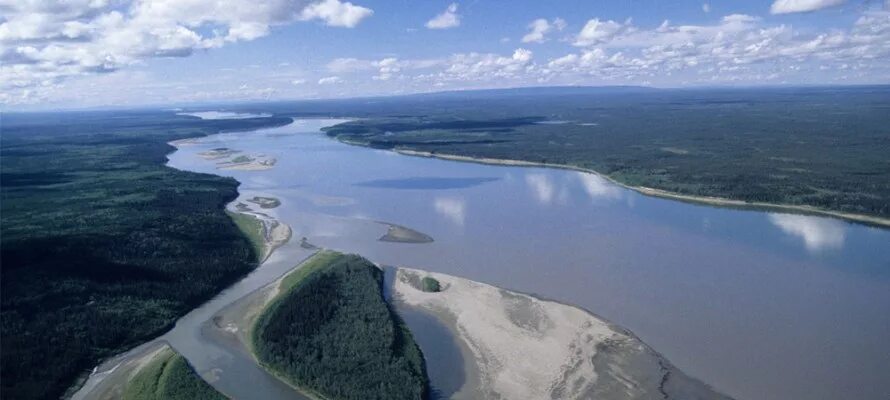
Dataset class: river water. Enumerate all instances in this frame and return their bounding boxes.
[163,118,890,400]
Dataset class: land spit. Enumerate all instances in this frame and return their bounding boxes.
[378,222,434,243]
[70,342,170,400]
[394,267,732,400]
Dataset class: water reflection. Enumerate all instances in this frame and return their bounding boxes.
[434,197,466,226]
[525,173,556,204]
[355,177,499,190]
[768,213,846,252]
[575,171,622,201]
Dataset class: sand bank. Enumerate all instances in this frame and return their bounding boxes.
[392,149,890,228]
[70,342,171,400]
[219,158,277,171]
[378,222,434,243]
[394,268,731,400]
[247,196,281,209]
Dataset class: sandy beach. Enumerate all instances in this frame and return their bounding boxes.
[393,267,732,400]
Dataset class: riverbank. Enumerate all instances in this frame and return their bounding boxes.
[393,267,732,400]
[226,251,428,400]
[391,149,890,228]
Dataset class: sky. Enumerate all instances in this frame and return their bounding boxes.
[1,0,889,110]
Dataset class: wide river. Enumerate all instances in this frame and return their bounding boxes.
[163,118,889,400]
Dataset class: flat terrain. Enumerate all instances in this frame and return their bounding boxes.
[394,268,731,400]
[0,111,289,399]
[318,86,890,222]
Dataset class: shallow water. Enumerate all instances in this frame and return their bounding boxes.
[166,118,890,400]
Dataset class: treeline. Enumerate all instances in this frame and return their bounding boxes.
[252,253,428,400]
[0,111,290,399]
[123,347,225,400]
[321,87,890,220]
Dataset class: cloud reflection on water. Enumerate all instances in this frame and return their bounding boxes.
[525,173,556,204]
[434,197,466,226]
[575,172,622,201]
[768,213,846,252]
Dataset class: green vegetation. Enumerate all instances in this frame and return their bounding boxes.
[0,111,290,399]
[252,252,428,400]
[230,155,253,163]
[319,86,890,220]
[226,210,266,261]
[421,277,441,293]
[123,347,225,400]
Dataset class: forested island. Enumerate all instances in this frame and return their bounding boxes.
[252,251,429,400]
[0,111,289,399]
[122,346,225,400]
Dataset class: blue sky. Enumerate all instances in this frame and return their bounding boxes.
[1,0,888,110]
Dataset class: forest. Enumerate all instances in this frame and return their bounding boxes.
[122,347,225,400]
[0,111,289,399]
[252,252,428,400]
[317,86,890,220]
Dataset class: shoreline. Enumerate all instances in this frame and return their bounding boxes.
[209,251,328,400]
[387,148,890,228]
[70,128,294,400]
[392,267,733,400]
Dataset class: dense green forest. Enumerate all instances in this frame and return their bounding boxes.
[123,347,225,400]
[252,252,428,400]
[315,86,890,220]
[0,111,289,399]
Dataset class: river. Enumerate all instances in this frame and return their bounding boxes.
[89,117,890,400]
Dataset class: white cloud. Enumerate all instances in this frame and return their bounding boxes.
[770,0,846,14]
[431,48,534,82]
[0,0,373,100]
[299,0,373,28]
[434,197,466,226]
[426,3,461,29]
[291,79,306,85]
[326,56,442,80]
[544,11,890,84]
[768,213,846,251]
[573,18,632,46]
[702,3,711,13]
[522,18,566,43]
[318,76,343,84]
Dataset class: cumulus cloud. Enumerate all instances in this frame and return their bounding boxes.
[573,18,632,46]
[0,0,373,100]
[426,3,461,29]
[432,48,534,82]
[318,76,343,84]
[545,11,890,84]
[299,0,373,27]
[522,18,566,43]
[770,0,846,14]
[326,56,441,80]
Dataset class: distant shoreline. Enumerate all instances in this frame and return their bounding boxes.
[390,148,890,228]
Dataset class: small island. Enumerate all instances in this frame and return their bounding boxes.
[251,252,429,400]
[246,196,281,209]
[378,223,434,244]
